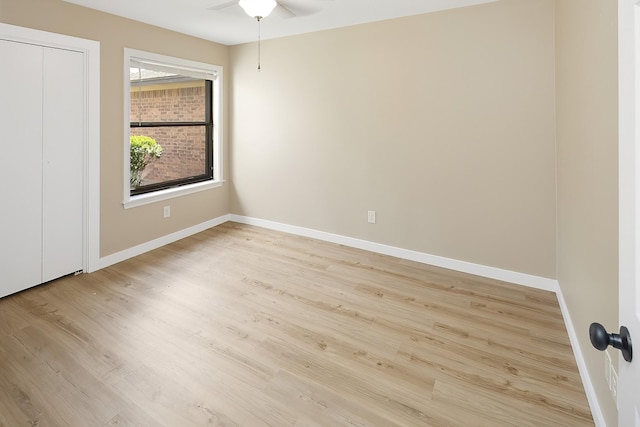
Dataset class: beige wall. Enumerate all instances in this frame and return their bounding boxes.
[555,0,619,425]
[0,0,231,257]
[230,0,557,278]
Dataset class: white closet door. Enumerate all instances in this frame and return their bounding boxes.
[42,47,84,282]
[0,40,44,297]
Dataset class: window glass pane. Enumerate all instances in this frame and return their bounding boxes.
[130,126,206,188]
[130,68,206,123]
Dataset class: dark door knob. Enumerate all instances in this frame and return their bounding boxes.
[589,322,633,362]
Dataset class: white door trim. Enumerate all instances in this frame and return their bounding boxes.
[0,23,101,274]
[618,0,640,425]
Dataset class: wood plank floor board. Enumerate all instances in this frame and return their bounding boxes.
[430,377,574,427]
[257,338,435,427]
[412,325,583,394]
[266,368,443,427]
[11,325,127,424]
[394,343,592,425]
[0,344,52,427]
[0,333,108,426]
[427,324,585,392]
[105,405,166,427]
[397,336,587,412]
[15,294,135,383]
[0,222,593,426]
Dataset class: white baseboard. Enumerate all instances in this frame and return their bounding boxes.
[555,288,606,427]
[229,214,559,292]
[94,213,558,291]
[93,214,231,271]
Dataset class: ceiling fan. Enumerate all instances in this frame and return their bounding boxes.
[209,0,334,20]
[210,0,334,70]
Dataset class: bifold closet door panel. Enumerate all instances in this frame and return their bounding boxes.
[42,47,84,283]
[0,40,44,298]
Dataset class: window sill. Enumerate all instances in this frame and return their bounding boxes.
[123,179,224,209]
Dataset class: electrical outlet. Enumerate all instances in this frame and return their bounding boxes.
[368,210,376,224]
[163,205,171,218]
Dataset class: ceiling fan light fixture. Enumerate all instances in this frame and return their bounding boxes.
[239,0,277,19]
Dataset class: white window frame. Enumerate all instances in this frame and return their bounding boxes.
[123,48,223,209]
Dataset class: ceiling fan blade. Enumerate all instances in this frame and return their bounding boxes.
[207,0,237,11]
[274,3,296,18]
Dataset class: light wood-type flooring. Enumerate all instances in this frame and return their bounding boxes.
[0,222,593,426]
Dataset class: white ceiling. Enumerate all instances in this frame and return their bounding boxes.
[63,0,498,46]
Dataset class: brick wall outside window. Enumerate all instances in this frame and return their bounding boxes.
[130,84,207,185]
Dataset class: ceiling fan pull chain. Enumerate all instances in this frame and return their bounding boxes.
[257,16,262,71]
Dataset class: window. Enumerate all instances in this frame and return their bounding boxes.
[124,49,223,208]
